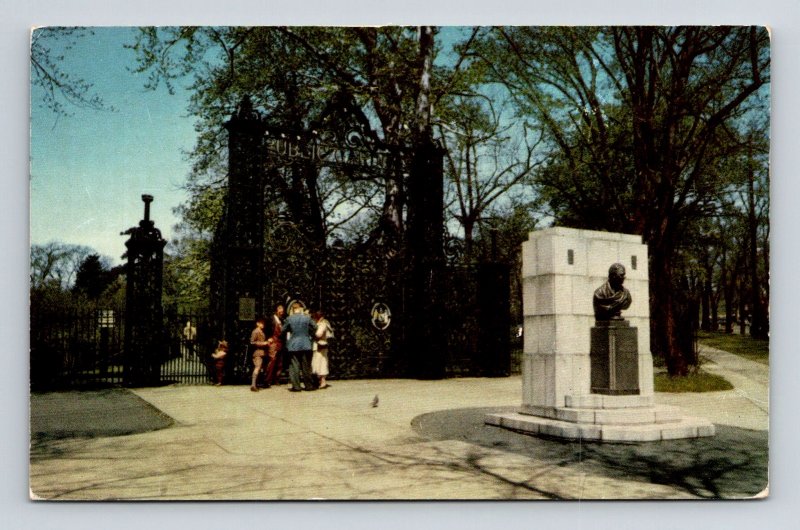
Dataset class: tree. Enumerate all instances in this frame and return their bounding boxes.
[31,242,123,316]
[162,233,213,311]
[129,27,424,241]
[30,241,93,290]
[742,134,770,339]
[31,27,113,115]
[472,26,769,375]
[128,26,477,308]
[437,91,543,257]
[72,254,114,300]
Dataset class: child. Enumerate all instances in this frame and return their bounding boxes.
[211,340,228,386]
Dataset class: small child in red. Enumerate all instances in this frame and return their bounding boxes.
[211,340,228,386]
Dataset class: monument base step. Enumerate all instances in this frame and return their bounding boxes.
[564,393,654,409]
[485,411,715,443]
[520,404,683,425]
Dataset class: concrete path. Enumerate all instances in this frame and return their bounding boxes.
[30,348,769,501]
[656,345,769,432]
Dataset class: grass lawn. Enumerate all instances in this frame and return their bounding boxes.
[697,330,769,365]
[654,370,734,393]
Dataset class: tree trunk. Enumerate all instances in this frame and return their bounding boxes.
[747,145,768,339]
[414,26,434,141]
[701,274,711,332]
[711,296,719,332]
[739,282,747,335]
[724,282,734,334]
[463,216,475,259]
[381,156,404,254]
[649,243,689,376]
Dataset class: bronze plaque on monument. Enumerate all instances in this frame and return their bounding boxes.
[590,320,640,395]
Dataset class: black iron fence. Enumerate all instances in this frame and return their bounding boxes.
[31,307,126,390]
[30,306,218,390]
[31,267,518,390]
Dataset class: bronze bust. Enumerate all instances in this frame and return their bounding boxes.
[593,263,632,321]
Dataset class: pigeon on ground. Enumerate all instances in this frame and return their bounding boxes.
[371,394,379,408]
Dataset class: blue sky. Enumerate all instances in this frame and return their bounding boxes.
[30,27,197,265]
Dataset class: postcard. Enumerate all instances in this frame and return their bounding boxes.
[29,25,769,501]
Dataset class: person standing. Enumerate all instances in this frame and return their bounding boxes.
[249,317,270,392]
[211,340,228,386]
[311,310,333,389]
[281,302,317,392]
[264,303,285,387]
[182,320,197,360]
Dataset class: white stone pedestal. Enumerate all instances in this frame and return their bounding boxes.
[485,227,714,442]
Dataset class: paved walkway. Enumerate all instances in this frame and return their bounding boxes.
[656,345,769,432]
[30,346,768,500]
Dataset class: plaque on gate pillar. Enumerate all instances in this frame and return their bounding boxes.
[590,263,639,395]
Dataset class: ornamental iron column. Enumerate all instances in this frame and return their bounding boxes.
[122,194,167,387]
[210,97,268,376]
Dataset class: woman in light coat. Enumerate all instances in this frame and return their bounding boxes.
[311,310,333,389]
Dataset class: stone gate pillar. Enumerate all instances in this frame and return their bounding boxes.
[477,261,511,376]
[122,194,167,387]
[405,138,446,379]
[211,97,268,367]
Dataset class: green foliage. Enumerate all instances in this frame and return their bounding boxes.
[163,236,212,311]
[125,26,770,376]
[128,27,473,303]
[128,27,428,243]
[654,370,734,393]
[173,185,226,234]
[469,26,770,375]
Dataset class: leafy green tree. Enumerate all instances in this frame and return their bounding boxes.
[128,26,466,305]
[129,27,428,241]
[471,26,769,375]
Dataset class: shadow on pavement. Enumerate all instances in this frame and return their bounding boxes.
[30,388,174,457]
[411,406,768,499]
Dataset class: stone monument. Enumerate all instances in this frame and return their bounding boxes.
[485,227,715,442]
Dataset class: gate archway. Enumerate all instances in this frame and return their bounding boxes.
[210,95,508,381]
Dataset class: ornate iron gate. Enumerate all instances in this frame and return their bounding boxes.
[259,223,403,379]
